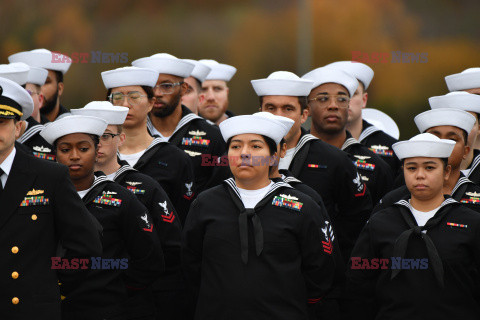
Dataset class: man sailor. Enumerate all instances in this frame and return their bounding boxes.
[9,49,72,123]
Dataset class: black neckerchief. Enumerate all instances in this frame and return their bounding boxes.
[391,197,458,287]
[223,178,293,264]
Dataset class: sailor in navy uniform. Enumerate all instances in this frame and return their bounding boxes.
[0,78,102,320]
[197,59,237,126]
[326,61,401,174]
[132,54,228,193]
[101,66,196,224]
[0,63,56,161]
[303,67,394,204]
[429,91,480,185]
[9,49,72,124]
[71,102,183,319]
[183,113,335,320]
[41,115,164,320]
[374,108,480,215]
[344,133,480,320]
[252,71,373,262]
[268,134,345,319]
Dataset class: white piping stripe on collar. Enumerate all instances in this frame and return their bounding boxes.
[359,125,382,143]
[283,176,301,184]
[146,137,167,152]
[467,152,480,179]
[113,163,137,181]
[452,176,471,196]
[341,137,360,151]
[17,124,44,143]
[292,134,318,159]
[147,113,202,141]
[91,174,108,189]
[224,177,293,205]
[395,198,457,212]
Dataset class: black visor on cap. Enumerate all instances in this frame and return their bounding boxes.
[0,96,23,119]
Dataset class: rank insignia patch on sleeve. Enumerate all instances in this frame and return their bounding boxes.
[158,201,176,223]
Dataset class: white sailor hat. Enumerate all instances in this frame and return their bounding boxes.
[71,101,128,125]
[8,49,71,74]
[414,108,476,135]
[325,61,374,90]
[302,67,358,98]
[0,77,34,120]
[27,66,48,86]
[183,59,212,83]
[0,63,30,86]
[199,59,237,82]
[392,133,455,160]
[251,71,314,97]
[220,112,294,145]
[101,66,159,89]
[40,115,108,145]
[362,108,400,139]
[428,91,480,114]
[445,68,480,91]
[132,53,194,78]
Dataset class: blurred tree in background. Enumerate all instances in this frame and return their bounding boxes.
[2,0,479,138]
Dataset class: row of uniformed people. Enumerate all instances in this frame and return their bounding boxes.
[3,47,480,319]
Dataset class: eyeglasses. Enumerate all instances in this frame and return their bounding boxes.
[26,89,40,97]
[109,91,147,106]
[100,133,120,143]
[153,82,183,94]
[308,94,350,108]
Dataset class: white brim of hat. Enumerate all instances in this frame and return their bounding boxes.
[101,67,159,89]
[71,105,128,125]
[8,49,71,74]
[362,108,400,139]
[445,71,480,91]
[219,114,292,145]
[251,78,314,97]
[40,115,108,145]
[429,91,480,114]
[414,108,476,134]
[132,57,194,78]
[392,134,455,160]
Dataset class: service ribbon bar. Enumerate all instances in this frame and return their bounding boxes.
[127,186,146,195]
[447,222,468,228]
[20,196,50,207]
[182,137,210,147]
[369,148,393,156]
[354,160,375,171]
[33,152,56,161]
[93,195,122,207]
[272,196,303,212]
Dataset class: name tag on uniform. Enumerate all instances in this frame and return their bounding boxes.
[272,194,303,212]
[93,195,122,207]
